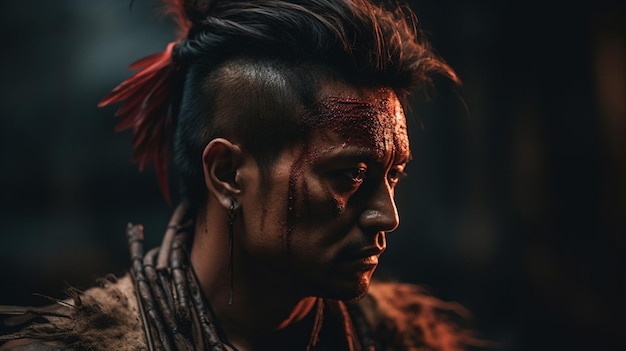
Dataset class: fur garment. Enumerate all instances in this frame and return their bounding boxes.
[1,275,475,350]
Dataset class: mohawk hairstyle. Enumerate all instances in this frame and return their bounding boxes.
[101,0,458,208]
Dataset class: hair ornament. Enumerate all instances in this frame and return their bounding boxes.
[97,0,215,203]
[98,42,182,204]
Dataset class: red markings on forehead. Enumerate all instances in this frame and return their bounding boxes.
[305,95,407,160]
[309,97,386,155]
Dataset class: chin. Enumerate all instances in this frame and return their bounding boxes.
[313,272,373,301]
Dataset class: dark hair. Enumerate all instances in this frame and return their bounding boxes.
[169,0,458,209]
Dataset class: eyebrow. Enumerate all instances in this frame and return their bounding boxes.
[312,147,377,164]
[317,147,410,167]
[397,150,412,165]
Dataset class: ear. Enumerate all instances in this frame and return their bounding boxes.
[201,138,243,211]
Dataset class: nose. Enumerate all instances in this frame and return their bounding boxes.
[358,181,399,233]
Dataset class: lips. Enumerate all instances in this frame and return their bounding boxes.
[360,254,379,266]
[340,245,385,262]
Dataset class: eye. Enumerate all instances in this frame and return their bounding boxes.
[343,166,367,185]
[388,165,407,186]
[330,165,368,193]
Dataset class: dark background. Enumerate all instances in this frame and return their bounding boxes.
[1,1,624,350]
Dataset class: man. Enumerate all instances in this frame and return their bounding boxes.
[1,0,476,349]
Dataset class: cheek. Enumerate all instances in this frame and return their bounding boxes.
[298,179,344,224]
[285,154,350,247]
[256,148,355,256]
[290,178,358,258]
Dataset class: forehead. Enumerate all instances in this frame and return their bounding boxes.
[302,82,409,161]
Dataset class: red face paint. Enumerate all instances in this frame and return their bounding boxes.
[283,92,407,248]
[303,93,406,161]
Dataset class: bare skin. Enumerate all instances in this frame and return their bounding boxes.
[190,81,410,350]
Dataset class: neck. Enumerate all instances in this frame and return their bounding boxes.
[190,211,318,350]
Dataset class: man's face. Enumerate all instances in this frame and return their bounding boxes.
[237,81,410,300]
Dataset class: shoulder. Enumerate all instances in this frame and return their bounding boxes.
[353,281,477,351]
[1,274,146,351]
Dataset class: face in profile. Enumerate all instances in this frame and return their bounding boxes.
[237,81,410,300]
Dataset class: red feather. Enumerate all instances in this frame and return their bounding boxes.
[98,0,215,204]
[98,42,182,204]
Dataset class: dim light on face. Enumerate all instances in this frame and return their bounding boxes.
[235,81,410,300]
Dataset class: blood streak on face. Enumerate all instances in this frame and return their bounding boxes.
[285,147,309,245]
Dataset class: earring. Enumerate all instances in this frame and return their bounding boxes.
[227,198,237,305]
